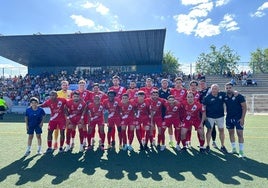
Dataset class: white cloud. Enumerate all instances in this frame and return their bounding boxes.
[251,2,268,17]
[77,1,122,31]
[70,15,95,27]
[181,0,209,6]
[219,14,239,31]
[174,14,198,35]
[96,3,109,15]
[215,0,230,7]
[189,2,213,17]
[195,18,221,37]
[82,2,95,9]
[81,1,109,15]
[175,0,239,37]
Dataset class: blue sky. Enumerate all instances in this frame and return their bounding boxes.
[0,0,268,73]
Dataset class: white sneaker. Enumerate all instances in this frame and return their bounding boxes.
[141,138,145,146]
[230,148,237,154]
[24,150,31,156]
[186,141,191,148]
[65,145,71,152]
[122,144,128,151]
[212,141,218,148]
[176,145,181,151]
[128,145,133,151]
[160,145,166,151]
[239,150,245,158]
[152,138,156,146]
[91,138,96,146]
[37,149,42,155]
[79,144,84,152]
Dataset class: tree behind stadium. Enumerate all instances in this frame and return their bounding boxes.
[163,51,181,74]
[195,45,240,75]
[249,48,268,73]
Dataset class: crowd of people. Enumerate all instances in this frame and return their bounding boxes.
[0,69,187,108]
[22,74,247,159]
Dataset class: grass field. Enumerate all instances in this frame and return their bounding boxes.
[0,114,268,188]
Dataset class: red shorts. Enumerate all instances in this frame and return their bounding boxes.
[136,116,150,127]
[162,118,181,128]
[83,114,89,125]
[107,117,121,127]
[121,118,135,126]
[70,116,83,125]
[152,117,163,127]
[182,119,202,130]
[89,118,104,127]
[48,119,66,131]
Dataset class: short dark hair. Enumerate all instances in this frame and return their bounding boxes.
[190,80,198,86]
[225,82,233,87]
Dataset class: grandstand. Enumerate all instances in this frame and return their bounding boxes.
[0,29,166,75]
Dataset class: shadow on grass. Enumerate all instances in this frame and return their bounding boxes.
[0,147,267,186]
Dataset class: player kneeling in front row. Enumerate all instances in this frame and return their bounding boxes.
[181,91,206,152]
[65,91,87,152]
[24,97,46,156]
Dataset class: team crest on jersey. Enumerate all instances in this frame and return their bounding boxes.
[141,103,145,108]
[113,101,118,107]
[191,105,197,111]
[77,103,83,110]
[83,92,87,98]
[57,101,62,107]
[157,101,161,107]
[232,96,236,100]
[128,105,133,110]
[219,96,222,99]
[173,106,178,111]
[98,106,103,111]
[180,90,185,95]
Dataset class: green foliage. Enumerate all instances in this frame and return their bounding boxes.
[163,51,180,74]
[196,45,240,75]
[249,48,268,73]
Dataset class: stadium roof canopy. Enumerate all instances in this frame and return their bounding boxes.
[0,29,166,68]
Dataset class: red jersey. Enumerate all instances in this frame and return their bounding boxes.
[41,98,66,121]
[140,86,158,98]
[149,97,165,117]
[134,99,150,118]
[103,98,121,118]
[72,89,93,104]
[191,90,200,102]
[170,88,187,102]
[119,101,136,119]
[90,91,108,103]
[164,101,182,119]
[108,86,126,99]
[87,102,104,121]
[181,101,204,121]
[126,88,139,100]
[66,99,86,120]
